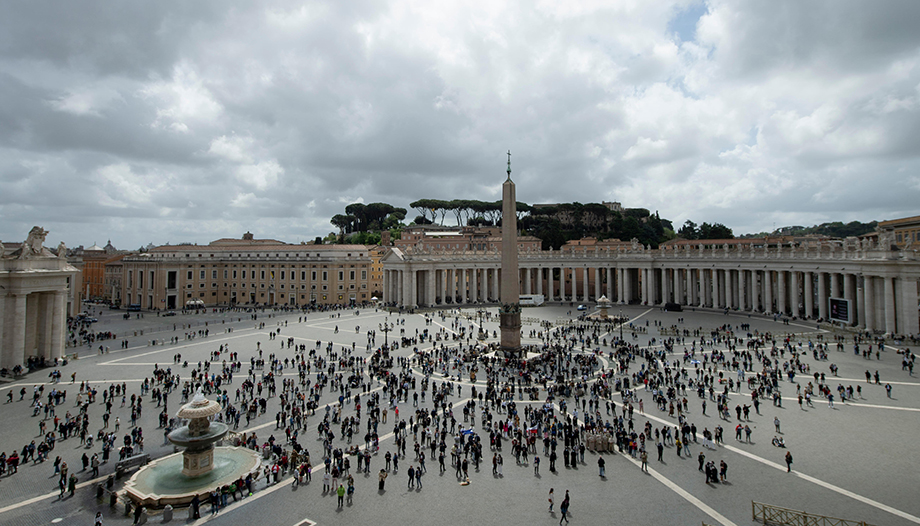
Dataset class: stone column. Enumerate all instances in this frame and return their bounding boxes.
[606,268,613,300]
[548,268,555,302]
[583,268,590,302]
[900,277,919,335]
[522,268,530,295]
[639,268,652,305]
[830,273,840,299]
[712,269,721,309]
[661,269,670,304]
[618,268,625,304]
[804,272,814,318]
[471,268,480,303]
[856,276,866,328]
[884,277,897,335]
[790,271,799,317]
[763,270,775,314]
[458,269,467,304]
[844,273,856,325]
[863,275,875,331]
[595,268,601,301]
[441,269,448,305]
[625,268,634,303]
[777,271,787,315]
[10,293,27,368]
[382,270,389,304]
[701,269,710,307]
[409,270,418,308]
[817,273,828,320]
[738,270,747,311]
[428,270,437,306]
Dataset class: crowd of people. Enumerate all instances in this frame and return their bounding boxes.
[0,304,914,525]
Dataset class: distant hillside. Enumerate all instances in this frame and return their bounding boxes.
[742,221,878,239]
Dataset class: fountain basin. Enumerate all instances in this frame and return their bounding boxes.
[123,446,261,509]
[167,422,229,450]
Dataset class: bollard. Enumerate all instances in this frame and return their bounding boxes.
[162,504,173,522]
[109,491,117,508]
[107,475,115,489]
[96,484,104,500]
[138,507,148,525]
[124,500,132,517]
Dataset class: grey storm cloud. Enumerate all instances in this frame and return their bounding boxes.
[1,0,919,249]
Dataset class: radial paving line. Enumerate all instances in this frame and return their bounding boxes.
[544,400,735,526]
[617,451,738,526]
[722,443,920,524]
[608,399,920,524]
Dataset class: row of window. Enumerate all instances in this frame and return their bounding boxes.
[186,269,367,281]
[126,268,368,290]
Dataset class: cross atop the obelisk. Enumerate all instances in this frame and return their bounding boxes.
[506,150,511,180]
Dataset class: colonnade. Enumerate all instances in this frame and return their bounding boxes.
[0,289,68,370]
[382,256,920,336]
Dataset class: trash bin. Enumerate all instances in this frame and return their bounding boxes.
[96,484,104,500]
[163,504,173,522]
[107,475,115,489]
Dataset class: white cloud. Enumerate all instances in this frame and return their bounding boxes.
[3,0,920,247]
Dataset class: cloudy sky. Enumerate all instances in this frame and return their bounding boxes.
[2,0,919,249]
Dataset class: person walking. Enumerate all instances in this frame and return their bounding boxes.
[559,490,570,525]
[407,465,415,489]
[785,451,793,472]
[640,449,649,472]
[597,456,605,478]
[548,488,554,513]
[378,469,387,491]
[336,484,345,507]
[774,416,781,433]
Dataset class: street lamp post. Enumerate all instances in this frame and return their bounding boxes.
[619,308,623,343]
[379,321,391,350]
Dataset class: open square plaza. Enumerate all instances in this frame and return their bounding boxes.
[0,303,916,526]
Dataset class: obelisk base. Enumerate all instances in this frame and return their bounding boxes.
[499,311,521,358]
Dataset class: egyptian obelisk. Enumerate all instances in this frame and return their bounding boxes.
[499,151,522,357]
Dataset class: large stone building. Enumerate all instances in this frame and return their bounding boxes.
[0,227,79,371]
[878,215,920,249]
[395,225,541,252]
[119,233,372,309]
[382,235,920,336]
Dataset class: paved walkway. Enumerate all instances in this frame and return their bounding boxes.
[0,304,916,526]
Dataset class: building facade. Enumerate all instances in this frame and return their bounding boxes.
[119,233,372,309]
[878,215,920,249]
[394,225,541,252]
[382,236,920,336]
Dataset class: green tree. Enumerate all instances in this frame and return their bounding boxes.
[678,220,699,240]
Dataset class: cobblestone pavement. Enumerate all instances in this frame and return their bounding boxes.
[0,304,917,526]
